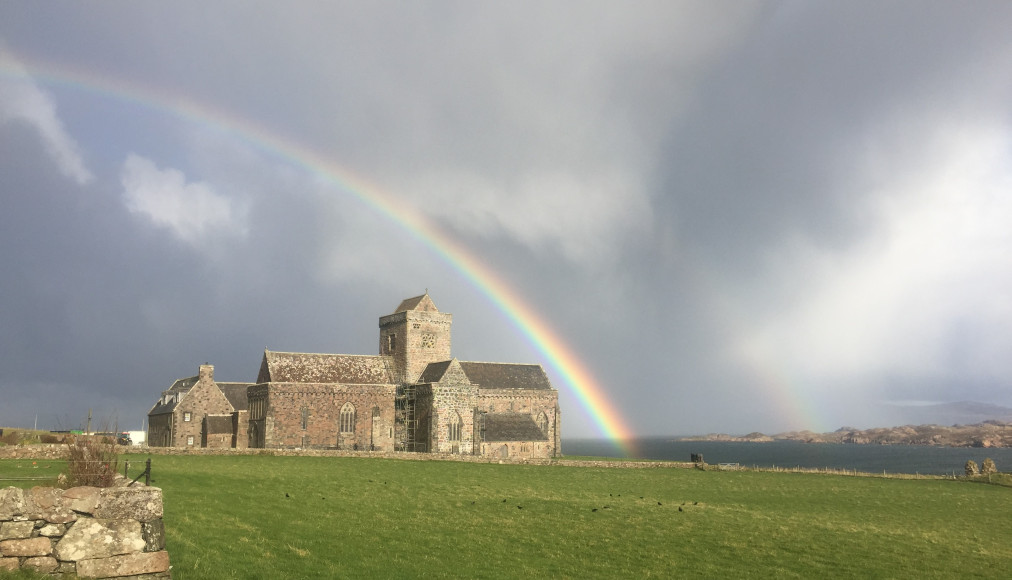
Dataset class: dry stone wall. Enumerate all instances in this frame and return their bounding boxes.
[0,483,169,578]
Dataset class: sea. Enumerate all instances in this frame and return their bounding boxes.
[562,437,1012,476]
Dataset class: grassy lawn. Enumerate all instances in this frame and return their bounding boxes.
[4,454,1012,578]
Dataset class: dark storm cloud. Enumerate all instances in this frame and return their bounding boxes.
[2,2,1011,436]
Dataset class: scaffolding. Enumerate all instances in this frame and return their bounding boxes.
[397,384,419,452]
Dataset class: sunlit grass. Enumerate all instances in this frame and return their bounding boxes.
[102,454,1012,579]
[2,456,1010,578]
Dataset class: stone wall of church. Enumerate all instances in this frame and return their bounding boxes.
[428,384,478,455]
[232,410,248,450]
[477,389,560,456]
[259,383,396,451]
[379,310,452,384]
[479,440,553,460]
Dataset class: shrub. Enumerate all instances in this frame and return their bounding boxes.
[981,458,997,475]
[964,460,979,476]
[64,435,120,487]
[39,433,62,444]
[0,430,20,446]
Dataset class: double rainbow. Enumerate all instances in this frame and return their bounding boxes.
[1,53,638,455]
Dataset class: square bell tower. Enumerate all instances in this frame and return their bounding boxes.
[379,292,452,384]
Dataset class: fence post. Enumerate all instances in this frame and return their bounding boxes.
[145,458,151,486]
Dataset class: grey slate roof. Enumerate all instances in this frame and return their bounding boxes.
[459,362,552,390]
[417,360,453,384]
[203,414,234,434]
[147,400,177,416]
[482,413,548,442]
[218,383,252,411]
[147,375,199,416]
[261,351,396,385]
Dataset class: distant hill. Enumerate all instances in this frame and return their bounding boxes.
[773,421,1011,447]
[680,402,1012,447]
[884,401,1012,426]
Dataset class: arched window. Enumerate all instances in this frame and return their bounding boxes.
[340,402,356,434]
[537,412,549,435]
[448,411,463,442]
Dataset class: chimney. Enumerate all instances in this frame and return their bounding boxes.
[199,364,214,381]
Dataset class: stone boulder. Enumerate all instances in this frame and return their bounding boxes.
[54,519,145,561]
[76,550,170,578]
[94,487,163,522]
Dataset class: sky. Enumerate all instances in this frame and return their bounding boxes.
[1,1,1011,440]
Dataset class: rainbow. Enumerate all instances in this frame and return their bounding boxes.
[0,52,639,455]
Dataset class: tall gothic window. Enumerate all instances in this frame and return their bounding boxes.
[448,411,463,442]
[537,412,549,435]
[340,402,356,434]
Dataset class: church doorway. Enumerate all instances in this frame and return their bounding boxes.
[499,444,509,459]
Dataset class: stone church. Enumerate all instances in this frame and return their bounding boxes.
[148,294,561,459]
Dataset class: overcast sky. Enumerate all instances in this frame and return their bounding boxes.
[2,1,1011,439]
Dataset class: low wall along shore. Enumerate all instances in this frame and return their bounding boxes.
[0,483,169,578]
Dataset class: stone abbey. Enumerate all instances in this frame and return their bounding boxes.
[147,294,561,459]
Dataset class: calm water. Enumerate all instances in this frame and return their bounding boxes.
[563,438,1012,475]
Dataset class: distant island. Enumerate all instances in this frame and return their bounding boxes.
[679,421,1012,448]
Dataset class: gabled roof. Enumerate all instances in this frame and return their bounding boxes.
[218,383,252,411]
[417,360,453,384]
[147,400,177,416]
[167,375,199,393]
[147,374,199,416]
[203,414,234,434]
[394,293,438,313]
[482,413,549,442]
[260,350,396,385]
[458,362,553,391]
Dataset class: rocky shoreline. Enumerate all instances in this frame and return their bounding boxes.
[680,421,1012,448]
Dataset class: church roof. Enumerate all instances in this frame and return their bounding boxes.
[203,414,234,434]
[482,413,549,442]
[459,362,553,390]
[417,360,453,383]
[393,293,439,313]
[218,383,252,411]
[260,350,397,385]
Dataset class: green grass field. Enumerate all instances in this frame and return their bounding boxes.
[3,454,1011,578]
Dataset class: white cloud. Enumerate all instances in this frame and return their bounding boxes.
[406,168,649,266]
[739,121,1012,385]
[121,154,245,243]
[0,50,92,184]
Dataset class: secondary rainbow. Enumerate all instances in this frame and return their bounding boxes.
[0,54,639,454]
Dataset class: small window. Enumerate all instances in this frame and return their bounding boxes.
[186,435,194,446]
[183,412,192,422]
[387,334,397,353]
[301,406,309,430]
